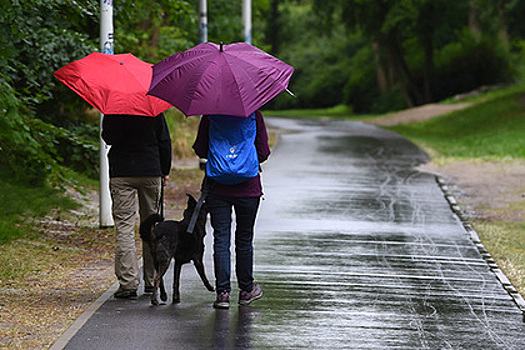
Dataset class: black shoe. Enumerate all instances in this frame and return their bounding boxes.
[114,289,138,300]
[144,286,154,294]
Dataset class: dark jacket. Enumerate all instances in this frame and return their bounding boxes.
[192,110,271,197]
[102,113,172,178]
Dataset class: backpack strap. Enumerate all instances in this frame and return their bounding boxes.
[186,176,215,234]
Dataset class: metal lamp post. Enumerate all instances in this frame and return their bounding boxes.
[243,0,252,44]
[199,0,208,44]
[198,0,208,171]
[99,0,114,228]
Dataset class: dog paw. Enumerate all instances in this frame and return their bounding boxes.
[172,298,181,304]
[151,299,159,306]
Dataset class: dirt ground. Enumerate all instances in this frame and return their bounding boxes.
[422,159,525,223]
[365,102,473,126]
[1,105,523,349]
[0,165,203,350]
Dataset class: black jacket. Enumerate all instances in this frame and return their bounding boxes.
[102,113,172,178]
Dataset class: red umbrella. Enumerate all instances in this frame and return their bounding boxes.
[148,42,294,118]
[54,52,172,116]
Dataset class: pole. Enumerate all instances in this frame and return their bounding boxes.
[99,0,114,228]
[199,0,208,44]
[198,0,208,171]
[242,0,252,44]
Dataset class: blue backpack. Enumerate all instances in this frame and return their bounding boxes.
[206,113,259,185]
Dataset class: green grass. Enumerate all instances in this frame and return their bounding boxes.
[388,86,525,160]
[440,82,525,105]
[0,173,78,243]
[476,221,525,293]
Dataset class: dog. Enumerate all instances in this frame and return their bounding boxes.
[139,194,214,305]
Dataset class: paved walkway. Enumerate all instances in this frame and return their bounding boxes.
[52,118,524,349]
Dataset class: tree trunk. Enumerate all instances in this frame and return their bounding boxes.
[468,0,481,39]
[419,2,435,103]
[384,33,424,107]
[497,0,510,50]
[267,0,280,54]
[371,39,389,95]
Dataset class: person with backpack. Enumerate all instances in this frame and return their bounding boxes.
[192,110,271,309]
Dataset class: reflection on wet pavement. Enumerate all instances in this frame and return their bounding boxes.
[254,118,524,349]
[61,118,524,350]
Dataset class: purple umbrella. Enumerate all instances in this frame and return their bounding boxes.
[148,42,294,118]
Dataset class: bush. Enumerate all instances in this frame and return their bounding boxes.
[0,108,50,186]
[30,119,99,179]
[370,87,406,114]
[0,110,99,187]
[343,46,379,113]
[433,35,515,100]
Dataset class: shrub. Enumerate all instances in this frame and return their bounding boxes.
[0,110,98,187]
[343,46,379,113]
[370,87,406,114]
[433,35,514,100]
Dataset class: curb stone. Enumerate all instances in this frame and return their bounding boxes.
[435,175,525,322]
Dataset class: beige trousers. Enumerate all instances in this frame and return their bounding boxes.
[110,176,161,290]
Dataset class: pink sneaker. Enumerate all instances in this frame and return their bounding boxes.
[239,284,263,306]
[213,290,230,309]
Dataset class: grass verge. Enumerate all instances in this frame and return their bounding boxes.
[0,167,201,350]
[0,198,115,350]
[0,174,79,244]
[476,221,525,293]
[388,87,525,159]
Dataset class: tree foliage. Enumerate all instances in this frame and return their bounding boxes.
[1,0,98,185]
[113,0,195,62]
[307,0,523,111]
[1,0,524,187]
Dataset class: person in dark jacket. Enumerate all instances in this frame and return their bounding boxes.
[102,113,172,299]
[192,110,270,309]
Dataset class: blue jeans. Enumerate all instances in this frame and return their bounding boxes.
[206,195,260,293]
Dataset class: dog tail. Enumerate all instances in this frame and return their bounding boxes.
[139,213,163,245]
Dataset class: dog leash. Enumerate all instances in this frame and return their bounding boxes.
[186,176,214,234]
[158,179,165,220]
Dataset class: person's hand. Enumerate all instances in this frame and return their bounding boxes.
[163,175,169,186]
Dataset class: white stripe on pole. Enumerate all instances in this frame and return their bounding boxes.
[99,0,114,228]
[243,0,252,44]
[199,0,208,43]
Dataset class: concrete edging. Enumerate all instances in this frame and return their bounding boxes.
[435,175,525,322]
[49,282,119,350]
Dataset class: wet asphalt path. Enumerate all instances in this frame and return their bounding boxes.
[56,118,525,349]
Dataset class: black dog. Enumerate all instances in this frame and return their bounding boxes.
[139,194,214,305]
